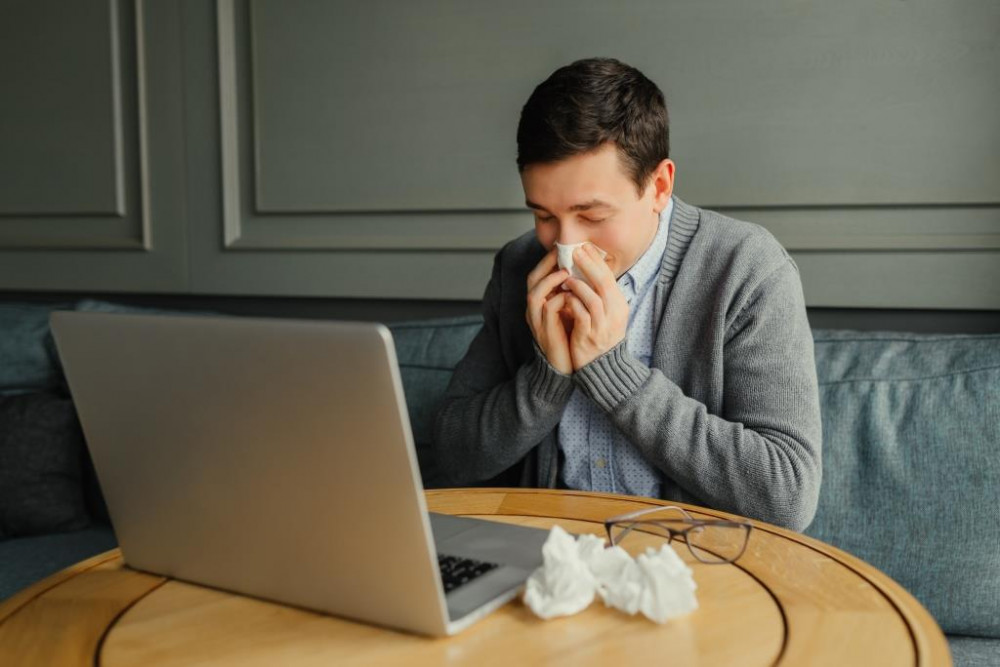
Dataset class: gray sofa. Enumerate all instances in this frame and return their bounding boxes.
[1,301,998,665]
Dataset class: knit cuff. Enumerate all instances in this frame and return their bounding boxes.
[528,342,575,404]
[574,339,651,412]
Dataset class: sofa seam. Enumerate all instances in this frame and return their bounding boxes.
[814,335,1000,344]
[389,321,482,331]
[819,363,1000,385]
[397,363,461,372]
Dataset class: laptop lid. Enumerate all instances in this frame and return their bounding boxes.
[50,311,452,636]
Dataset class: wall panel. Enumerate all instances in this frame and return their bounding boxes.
[187,0,999,307]
[0,0,187,292]
[1,0,995,307]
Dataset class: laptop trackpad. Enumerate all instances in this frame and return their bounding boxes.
[429,513,549,571]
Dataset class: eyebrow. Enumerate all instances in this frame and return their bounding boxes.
[525,199,617,213]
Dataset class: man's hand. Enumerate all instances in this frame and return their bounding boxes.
[525,249,573,375]
[563,243,629,369]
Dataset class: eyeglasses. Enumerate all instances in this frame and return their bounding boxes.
[603,505,752,565]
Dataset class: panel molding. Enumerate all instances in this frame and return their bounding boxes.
[216,0,535,252]
[719,204,1000,251]
[0,0,149,251]
[214,0,999,253]
[0,0,189,293]
[188,0,999,308]
[217,0,241,249]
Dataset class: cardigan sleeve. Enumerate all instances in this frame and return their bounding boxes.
[431,250,574,485]
[573,259,823,531]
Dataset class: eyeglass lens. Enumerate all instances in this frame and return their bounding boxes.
[608,520,748,564]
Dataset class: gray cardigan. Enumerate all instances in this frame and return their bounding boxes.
[432,197,822,531]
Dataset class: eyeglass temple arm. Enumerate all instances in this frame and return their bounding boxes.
[604,504,695,524]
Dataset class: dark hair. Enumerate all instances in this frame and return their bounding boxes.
[516,58,669,195]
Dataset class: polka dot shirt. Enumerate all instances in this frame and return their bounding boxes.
[558,198,674,498]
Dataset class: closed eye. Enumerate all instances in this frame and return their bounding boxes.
[535,215,607,223]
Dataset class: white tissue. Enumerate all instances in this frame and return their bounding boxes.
[555,242,608,287]
[523,525,698,624]
[522,525,597,618]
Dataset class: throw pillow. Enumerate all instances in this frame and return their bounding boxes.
[0,302,71,394]
[0,392,90,539]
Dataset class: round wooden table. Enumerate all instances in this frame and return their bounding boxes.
[0,489,949,665]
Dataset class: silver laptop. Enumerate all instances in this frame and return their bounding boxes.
[50,311,549,636]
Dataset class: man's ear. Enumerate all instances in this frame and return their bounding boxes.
[650,159,675,212]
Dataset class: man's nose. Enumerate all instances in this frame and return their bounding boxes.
[556,220,587,245]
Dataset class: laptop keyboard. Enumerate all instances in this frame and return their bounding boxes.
[437,554,500,593]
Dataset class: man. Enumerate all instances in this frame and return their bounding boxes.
[432,58,822,531]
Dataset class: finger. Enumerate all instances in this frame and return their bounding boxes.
[567,294,592,335]
[526,248,560,291]
[544,292,567,322]
[525,300,542,336]
[543,292,569,342]
[564,276,604,317]
[564,278,605,333]
[576,245,630,322]
[526,269,569,328]
[529,268,570,303]
[573,244,616,297]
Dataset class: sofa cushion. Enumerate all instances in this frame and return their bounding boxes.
[0,392,91,539]
[0,302,71,395]
[388,316,484,487]
[947,635,1000,667]
[946,635,1000,667]
[0,526,117,601]
[73,298,188,315]
[806,330,1000,638]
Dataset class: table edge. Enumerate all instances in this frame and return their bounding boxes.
[427,487,952,667]
[0,548,123,624]
[0,489,952,667]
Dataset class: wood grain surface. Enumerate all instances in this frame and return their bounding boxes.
[0,488,950,666]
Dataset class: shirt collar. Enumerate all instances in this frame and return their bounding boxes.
[618,197,674,296]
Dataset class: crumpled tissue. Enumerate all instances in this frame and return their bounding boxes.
[523,525,698,623]
[555,242,608,288]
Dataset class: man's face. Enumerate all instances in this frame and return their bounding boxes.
[521,141,674,278]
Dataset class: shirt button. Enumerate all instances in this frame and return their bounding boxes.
[595,458,607,469]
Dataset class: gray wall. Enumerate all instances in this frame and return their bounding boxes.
[0,0,998,310]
